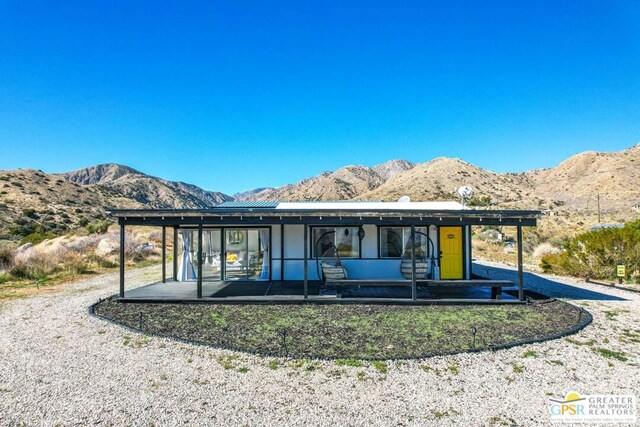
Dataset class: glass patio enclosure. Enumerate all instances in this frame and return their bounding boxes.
[177,228,270,281]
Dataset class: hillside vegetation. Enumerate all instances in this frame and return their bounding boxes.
[540,220,640,284]
[0,164,231,247]
[0,225,163,300]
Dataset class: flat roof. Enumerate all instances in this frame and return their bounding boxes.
[107,201,540,227]
[276,201,465,210]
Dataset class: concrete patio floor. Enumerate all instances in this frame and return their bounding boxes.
[121,278,519,302]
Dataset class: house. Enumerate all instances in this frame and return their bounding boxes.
[107,201,539,303]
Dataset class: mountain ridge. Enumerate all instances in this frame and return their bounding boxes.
[236,145,640,212]
[1,144,639,245]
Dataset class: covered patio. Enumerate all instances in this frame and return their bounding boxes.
[108,202,539,304]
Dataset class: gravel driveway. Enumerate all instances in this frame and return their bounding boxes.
[1,263,638,426]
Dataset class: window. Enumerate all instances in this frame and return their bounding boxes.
[379,227,430,258]
[312,227,360,258]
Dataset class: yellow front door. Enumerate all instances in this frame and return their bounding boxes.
[439,227,463,279]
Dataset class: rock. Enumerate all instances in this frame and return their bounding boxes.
[95,238,118,256]
[479,229,503,243]
[135,243,155,254]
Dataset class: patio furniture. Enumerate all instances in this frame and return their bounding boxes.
[315,230,348,282]
[400,229,436,280]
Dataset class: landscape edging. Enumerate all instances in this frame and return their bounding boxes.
[87,296,593,361]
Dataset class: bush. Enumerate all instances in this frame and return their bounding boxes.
[10,251,60,280]
[86,220,111,234]
[19,231,56,246]
[64,253,91,275]
[14,216,30,226]
[77,217,89,227]
[540,220,640,281]
[9,221,39,238]
[22,208,36,218]
[0,249,14,271]
[467,195,492,207]
[85,254,117,269]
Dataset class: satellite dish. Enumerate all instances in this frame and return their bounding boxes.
[457,186,473,207]
[398,195,411,203]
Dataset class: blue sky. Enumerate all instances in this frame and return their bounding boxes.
[1,1,639,194]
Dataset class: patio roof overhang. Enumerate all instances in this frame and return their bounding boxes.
[106,207,540,227]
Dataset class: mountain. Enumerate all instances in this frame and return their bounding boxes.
[526,144,640,211]
[62,164,140,185]
[232,187,276,201]
[236,160,415,202]
[372,159,415,180]
[237,165,384,202]
[0,164,231,244]
[359,157,538,207]
[236,145,640,212]
[61,163,231,209]
[2,145,639,246]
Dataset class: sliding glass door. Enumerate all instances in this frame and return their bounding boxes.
[224,228,269,280]
[202,229,222,281]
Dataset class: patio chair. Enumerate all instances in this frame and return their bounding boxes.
[400,230,436,280]
[315,230,348,282]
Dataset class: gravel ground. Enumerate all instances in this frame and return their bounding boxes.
[0,263,638,426]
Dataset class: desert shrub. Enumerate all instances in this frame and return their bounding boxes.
[77,217,89,227]
[19,231,56,246]
[66,233,103,253]
[0,249,14,271]
[14,216,30,226]
[85,254,117,269]
[532,242,560,258]
[86,220,111,234]
[467,195,492,207]
[11,251,61,280]
[540,220,640,281]
[121,231,156,262]
[64,253,91,275]
[9,221,39,238]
